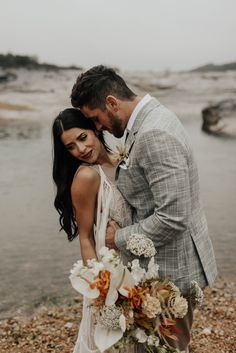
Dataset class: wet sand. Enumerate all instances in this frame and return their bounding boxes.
[0,69,235,318]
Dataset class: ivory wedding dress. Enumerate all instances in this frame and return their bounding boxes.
[72,165,132,353]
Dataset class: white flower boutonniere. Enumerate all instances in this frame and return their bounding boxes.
[113,145,130,170]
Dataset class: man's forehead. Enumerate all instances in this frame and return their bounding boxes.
[81,105,97,118]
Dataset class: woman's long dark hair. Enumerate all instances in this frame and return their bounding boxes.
[52,108,110,241]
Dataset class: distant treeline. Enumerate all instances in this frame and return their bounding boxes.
[191,62,236,72]
[0,53,81,71]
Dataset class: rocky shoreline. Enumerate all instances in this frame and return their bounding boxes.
[0,278,235,353]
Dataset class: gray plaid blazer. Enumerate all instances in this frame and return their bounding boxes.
[115,97,217,294]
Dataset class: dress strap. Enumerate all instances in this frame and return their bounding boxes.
[94,165,113,258]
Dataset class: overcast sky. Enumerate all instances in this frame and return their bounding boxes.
[0,0,235,71]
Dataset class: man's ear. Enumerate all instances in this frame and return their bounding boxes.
[105,95,119,112]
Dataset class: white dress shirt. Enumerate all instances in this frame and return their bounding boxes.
[126,94,152,132]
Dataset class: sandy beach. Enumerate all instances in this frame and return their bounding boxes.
[0,68,235,352]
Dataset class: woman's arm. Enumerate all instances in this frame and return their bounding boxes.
[71,166,100,265]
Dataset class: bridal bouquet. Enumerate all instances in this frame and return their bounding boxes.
[69,236,202,353]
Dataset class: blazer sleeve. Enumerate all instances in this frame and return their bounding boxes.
[115,129,192,252]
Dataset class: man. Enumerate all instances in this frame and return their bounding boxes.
[71,65,217,352]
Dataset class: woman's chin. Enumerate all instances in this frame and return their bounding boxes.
[87,156,98,165]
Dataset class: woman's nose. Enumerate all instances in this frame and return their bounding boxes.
[76,142,86,154]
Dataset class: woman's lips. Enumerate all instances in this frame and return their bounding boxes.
[82,150,92,160]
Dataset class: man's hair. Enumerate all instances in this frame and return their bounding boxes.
[71,65,136,110]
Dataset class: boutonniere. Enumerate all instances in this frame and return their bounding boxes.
[113,145,130,170]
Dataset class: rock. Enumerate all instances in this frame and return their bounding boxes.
[73,297,82,303]
[64,322,73,329]
[202,327,212,335]
[0,70,17,83]
[202,99,236,136]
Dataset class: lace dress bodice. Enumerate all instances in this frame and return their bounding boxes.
[109,180,132,228]
[93,165,132,257]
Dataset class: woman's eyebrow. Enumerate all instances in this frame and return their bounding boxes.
[64,132,85,147]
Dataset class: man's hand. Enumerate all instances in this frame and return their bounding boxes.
[106,220,120,250]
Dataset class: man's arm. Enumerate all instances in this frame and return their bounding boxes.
[114,129,192,253]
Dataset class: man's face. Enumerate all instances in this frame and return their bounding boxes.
[81,105,125,138]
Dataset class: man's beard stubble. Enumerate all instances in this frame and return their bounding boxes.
[107,111,125,138]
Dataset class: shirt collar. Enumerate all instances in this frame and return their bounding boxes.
[126,94,152,132]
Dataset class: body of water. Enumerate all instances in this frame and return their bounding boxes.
[0,69,236,318]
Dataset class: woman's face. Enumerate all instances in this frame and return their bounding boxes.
[60,127,102,163]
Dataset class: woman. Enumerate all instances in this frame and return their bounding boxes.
[52,108,132,353]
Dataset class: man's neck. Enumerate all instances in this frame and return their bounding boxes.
[123,96,141,126]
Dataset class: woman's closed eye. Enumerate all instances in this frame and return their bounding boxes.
[78,133,87,141]
[66,144,75,151]
[65,134,87,150]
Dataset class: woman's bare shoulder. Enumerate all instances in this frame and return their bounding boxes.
[71,165,100,196]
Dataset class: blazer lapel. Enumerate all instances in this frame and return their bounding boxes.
[115,98,161,180]
[125,98,161,149]
[125,130,136,153]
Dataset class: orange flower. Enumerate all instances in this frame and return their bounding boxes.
[126,286,150,309]
[90,270,111,300]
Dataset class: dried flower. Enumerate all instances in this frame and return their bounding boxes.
[69,261,101,299]
[154,337,160,347]
[142,294,162,318]
[69,247,195,353]
[168,293,188,319]
[168,282,181,293]
[157,347,168,353]
[99,305,123,330]
[126,234,156,258]
[190,280,204,306]
[122,307,134,329]
[146,257,160,280]
[90,270,111,301]
[70,260,84,276]
[87,258,105,276]
[127,285,149,309]
[98,246,120,270]
[130,259,146,284]
[147,335,160,347]
[113,145,129,162]
[134,328,148,343]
